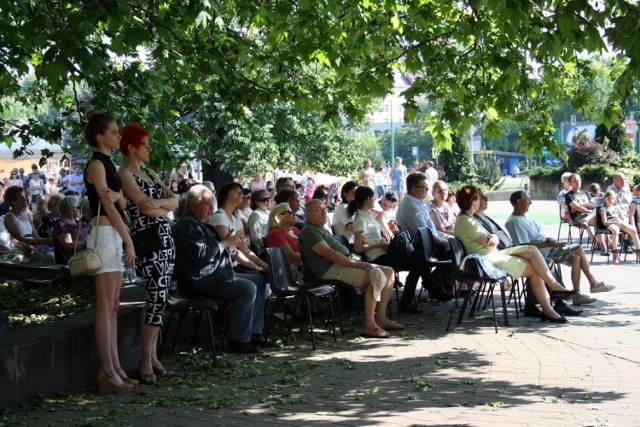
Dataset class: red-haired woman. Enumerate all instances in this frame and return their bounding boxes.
[119,123,178,385]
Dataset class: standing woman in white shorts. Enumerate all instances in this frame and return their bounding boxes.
[83,112,137,394]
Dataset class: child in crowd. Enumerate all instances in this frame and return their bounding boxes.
[31,195,48,232]
[599,190,640,264]
[589,183,604,199]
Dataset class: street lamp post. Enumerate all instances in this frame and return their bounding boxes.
[390,96,395,163]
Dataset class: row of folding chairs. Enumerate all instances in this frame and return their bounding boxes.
[158,229,527,365]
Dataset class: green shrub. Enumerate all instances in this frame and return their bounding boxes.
[576,164,614,184]
[475,153,502,189]
[526,165,564,181]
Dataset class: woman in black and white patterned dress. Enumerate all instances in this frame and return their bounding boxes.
[119,123,178,386]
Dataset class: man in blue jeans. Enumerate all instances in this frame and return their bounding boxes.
[174,185,265,354]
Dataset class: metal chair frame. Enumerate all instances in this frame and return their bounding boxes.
[160,290,223,367]
[446,238,510,333]
[265,247,341,350]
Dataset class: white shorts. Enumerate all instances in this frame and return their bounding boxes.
[87,226,124,274]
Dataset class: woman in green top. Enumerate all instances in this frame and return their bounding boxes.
[454,185,574,324]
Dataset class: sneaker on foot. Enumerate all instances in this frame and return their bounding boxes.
[590,282,615,293]
[572,293,597,306]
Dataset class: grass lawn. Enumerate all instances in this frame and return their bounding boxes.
[490,211,561,226]
[494,176,528,191]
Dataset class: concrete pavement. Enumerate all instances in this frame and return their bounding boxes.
[3,200,639,427]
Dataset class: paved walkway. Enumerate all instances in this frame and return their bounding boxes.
[3,200,639,427]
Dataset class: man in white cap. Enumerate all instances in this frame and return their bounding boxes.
[299,199,403,338]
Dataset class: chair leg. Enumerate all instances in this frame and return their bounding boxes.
[468,282,486,317]
[159,312,176,354]
[456,289,472,325]
[204,309,218,367]
[191,309,204,345]
[489,284,498,333]
[499,282,509,326]
[446,282,467,331]
[171,313,185,351]
[303,295,316,350]
[327,293,338,342]
[263,296,283,345]
[334,287,344,337]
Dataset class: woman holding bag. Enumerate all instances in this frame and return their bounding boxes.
[119,123,178,386]
[84,112,137,394]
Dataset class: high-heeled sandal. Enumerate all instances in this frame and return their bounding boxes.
[152,366,174,377]
[116,369,139,386]
[97,371,134,394]
[139,371,157,385]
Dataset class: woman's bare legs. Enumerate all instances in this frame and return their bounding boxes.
[362,266,402,334]
[526,273,562,319]
[95,271,128,387]
[619,223,640,249]
[140,323,157,376]
[373,266,403,330]
[608,224,620,250]
[514,246,566,290]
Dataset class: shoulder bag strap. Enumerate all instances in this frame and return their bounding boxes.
[73,200,101,254]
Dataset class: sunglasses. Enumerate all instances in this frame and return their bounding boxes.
[258,197,270,202]
[280,209,293,215]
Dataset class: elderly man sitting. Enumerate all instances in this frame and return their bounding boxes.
[505,190,614,306]
[606,170,633,216]
[174,185,266,354]
[299,199,403,338]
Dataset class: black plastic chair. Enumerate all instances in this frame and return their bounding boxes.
[446,237,509,333]
[558,206,587,244]
[160,290,222,367]
[416,227,453,302]
[264,247,340,350]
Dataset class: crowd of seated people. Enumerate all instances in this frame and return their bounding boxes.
[5,151,635,370]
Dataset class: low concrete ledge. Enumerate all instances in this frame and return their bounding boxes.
[485,191,513,202]
[0,284,144,408]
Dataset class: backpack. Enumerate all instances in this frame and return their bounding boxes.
[388,229,414,259]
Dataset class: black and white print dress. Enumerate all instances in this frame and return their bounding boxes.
[126,169,175,327]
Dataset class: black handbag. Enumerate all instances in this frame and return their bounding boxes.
[388,229,415,259]
[132,225,164,256]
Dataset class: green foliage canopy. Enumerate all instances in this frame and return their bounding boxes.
[2,0,640,170]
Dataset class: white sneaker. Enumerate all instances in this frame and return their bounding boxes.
[572,293,597,306]
[590,282,615,293]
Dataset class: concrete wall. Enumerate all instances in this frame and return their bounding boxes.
[529,178,563,200]
[483,179,563,202]
[0,286,143,408]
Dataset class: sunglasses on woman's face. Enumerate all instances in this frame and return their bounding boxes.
[259,198,270,202]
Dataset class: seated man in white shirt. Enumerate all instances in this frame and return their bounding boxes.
[505,190,614,306]
[396,172,452,300]
[606,171,633,216]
